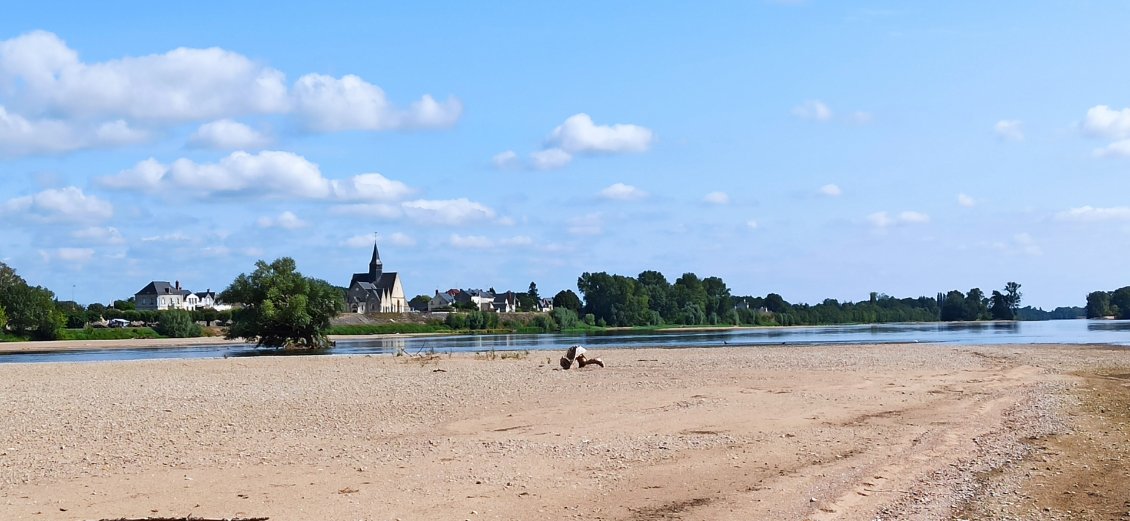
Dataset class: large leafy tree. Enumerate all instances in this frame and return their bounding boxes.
[552,289,582,312]
[1003,282,1022,316]
[1086,291,1112,318]
[1111,286,1130,320]
[221,257,344,348]
[939,290,966,321]
[577,272,650,326]
[989,290,1014,320]
[0,262,64,340]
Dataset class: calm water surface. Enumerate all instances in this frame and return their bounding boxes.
[2,319,1128,364]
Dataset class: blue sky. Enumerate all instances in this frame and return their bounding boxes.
[2,2,1129,309]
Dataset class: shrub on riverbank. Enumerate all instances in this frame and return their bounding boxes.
[59,327,161,341]
[155,310,204,338]
[328,323,452,335]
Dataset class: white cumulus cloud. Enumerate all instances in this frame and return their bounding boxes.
[994,120,1024,141]
[546,113,654,154]
[330,172,413,202]
[0,106,148,156]
[100,151,413,202]
[0,31,464,156]
[1093,139,1130,158]
[957,193,975,207]
[188,119,269,149]
[599,182,648,201]
[746,219,759,230]
[703,191,730,205]
[0,30,289,122]
[1082,105,1130,139]
[1,186,113,223]
[502,113,654,170]
[291,74,461,132]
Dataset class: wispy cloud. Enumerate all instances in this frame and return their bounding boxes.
[1055,205,1130,222]
[994,120,1024,142]
[598,183,648,201]
[703,191,730,205]
[868,210,930,228]
[792,100,832,121]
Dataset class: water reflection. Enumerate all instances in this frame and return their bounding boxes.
[0,319,1126,364]
[1088,321,1130,332]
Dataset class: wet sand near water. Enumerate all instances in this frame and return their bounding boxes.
[1,343,1128,520]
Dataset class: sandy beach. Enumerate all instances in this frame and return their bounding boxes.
[1,343,1128,521]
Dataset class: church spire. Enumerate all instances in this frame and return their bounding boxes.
[369,233,383,277]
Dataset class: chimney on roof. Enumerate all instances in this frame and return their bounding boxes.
[175,280,180,291]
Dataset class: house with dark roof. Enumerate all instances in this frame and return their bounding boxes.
[346,241,407,313]
[135,280,189,311]
[427,290,456,312]
[492,291,518,313]
[135,281,229,311]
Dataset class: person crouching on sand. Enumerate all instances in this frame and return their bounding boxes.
[559,345,603,370]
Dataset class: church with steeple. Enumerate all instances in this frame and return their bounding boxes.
[346,239,406,313]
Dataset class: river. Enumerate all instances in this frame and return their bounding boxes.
[1,319,1127,364]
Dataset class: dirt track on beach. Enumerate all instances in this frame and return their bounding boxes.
[1,343,1128,520]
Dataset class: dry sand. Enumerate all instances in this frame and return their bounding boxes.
[1,343,1128,521]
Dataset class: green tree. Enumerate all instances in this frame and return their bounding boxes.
[763,293,791,314]
[964,288,988,321]
[939,290,966,321]
[1004,282,1022,316]
[220,257,344,348]
[551,307,579,330]
[989,290,1014,320]
[409,294,431,311]
[702,276,733,319]
[552,289,582,312]
[1111,286,1130,320]
[637,270,675,323]
[112,298,135,311]
[155,309,203,338]
[1086,291,1112,319]
[577,272,651,326]
[0,304,7,333]
[0,263,64,340]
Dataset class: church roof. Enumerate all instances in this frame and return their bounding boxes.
[350,271,399,291]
